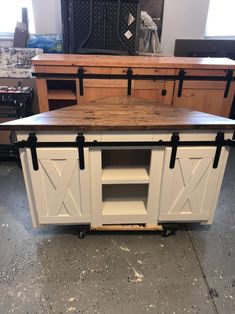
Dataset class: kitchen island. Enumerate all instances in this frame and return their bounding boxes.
[1,97,235,232]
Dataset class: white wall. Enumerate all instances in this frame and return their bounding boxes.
[32,0,62,34]
[161,0,210,55]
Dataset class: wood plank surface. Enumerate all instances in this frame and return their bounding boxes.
[91,225,163,231]
[32,54,235,70]
[1,96,235,131]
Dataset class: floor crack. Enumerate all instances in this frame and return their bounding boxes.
[185,224,219,314]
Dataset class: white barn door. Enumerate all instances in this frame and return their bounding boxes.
[27,148,91,224]
[159,147,223,222]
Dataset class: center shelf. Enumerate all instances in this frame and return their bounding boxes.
[48,90,77,100]
[102,199,147,224]
[102,184,148,224]
[102,166,149,184]
[103,200,147,215]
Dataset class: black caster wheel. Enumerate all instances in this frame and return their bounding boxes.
[162,224,178,237]
[162,229,176,237]
[79,229,87,239]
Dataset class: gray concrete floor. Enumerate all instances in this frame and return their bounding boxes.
[0,149,234,314]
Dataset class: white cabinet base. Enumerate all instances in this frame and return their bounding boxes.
[18,130,233,228]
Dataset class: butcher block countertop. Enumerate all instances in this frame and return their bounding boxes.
[31,54,235,70]
[1,97,235,131]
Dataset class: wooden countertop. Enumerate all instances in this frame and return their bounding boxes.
[32,54,235,70]
[1,97,235,131]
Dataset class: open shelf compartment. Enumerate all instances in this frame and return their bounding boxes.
[47,79,77,100]
[49,99,77,111]
[102,184,148,224]
[102,149,151,185]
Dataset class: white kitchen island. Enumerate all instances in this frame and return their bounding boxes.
[1,97,235,234]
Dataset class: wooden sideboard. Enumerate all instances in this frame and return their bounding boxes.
[32,54,235,117]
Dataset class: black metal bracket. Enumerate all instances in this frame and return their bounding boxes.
[32,71,235,82]
[213,132,224,168]
[15,132,235,172]
[224,69,233,98]
[76,133,85,170]
[28,133,38,171]
[168,132,231,169]
[170,133,180,169]
[177,69,185,97]
[127,68,133,96]
[32,69,235,101]
[77,67,84,96]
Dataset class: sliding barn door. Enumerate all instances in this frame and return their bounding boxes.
[27,148,91,224]
[159,147,223,222]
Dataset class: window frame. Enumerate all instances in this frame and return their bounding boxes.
[205,0,235,38]
[0,0,35,39]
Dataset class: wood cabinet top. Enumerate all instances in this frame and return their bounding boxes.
[32,54,235,70]
[1,97,235,131]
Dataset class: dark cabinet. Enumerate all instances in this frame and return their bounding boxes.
[61,0,141,55]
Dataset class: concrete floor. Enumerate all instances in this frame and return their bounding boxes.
[0,149,234,314]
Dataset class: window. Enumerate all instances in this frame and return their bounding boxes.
[205,0,235,37]
[0,0,35,36]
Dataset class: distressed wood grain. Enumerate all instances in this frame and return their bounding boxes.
[1,96,235,131]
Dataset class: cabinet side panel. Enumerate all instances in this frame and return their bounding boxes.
[206,147,230,224]
[19,149,39,228]
[36,79,49,113]
[25,148,50,219]
[80,148,91,218]
[90,149,102,227]
[147,148,164,225]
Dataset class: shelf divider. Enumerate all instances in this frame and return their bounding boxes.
[48,90,77,100]
[102,166,149,184]
[102,200,147,224]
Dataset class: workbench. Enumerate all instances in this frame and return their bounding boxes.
[1,97,235,232]
[32,54,235,117]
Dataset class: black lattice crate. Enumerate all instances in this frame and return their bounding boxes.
[0,88,33,160]
[0,90,33,119]
[61,0,141,55]
[0,144,19,160]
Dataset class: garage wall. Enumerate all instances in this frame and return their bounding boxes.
[161,0,210,55]
[32,0,62,34]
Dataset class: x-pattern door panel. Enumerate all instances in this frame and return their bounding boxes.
[28,148,91,224]
[159,147,222,222]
